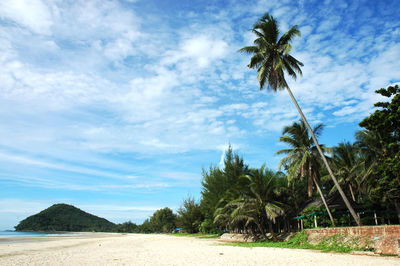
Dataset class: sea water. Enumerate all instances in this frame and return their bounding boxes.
[0,231,74,243]
[0,231,51,237]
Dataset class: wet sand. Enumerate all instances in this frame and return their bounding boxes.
[0,233,399,265]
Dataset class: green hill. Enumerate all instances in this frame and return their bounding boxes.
[15,203,116,232]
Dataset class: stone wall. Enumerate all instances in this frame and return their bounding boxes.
[305,225,400,255]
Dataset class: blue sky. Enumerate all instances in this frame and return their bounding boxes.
[0,0,399,230]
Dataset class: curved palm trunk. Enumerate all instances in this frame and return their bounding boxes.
[312,174,336,227]
[285,86,361,226]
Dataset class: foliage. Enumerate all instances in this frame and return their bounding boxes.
[177,196,204,233]
[15,203,116,232]
[359,85,400,207]
[277,120,336,226]
[137,219,154,233]
[300,206,336,229]
[277,120,325,197]
[116,221,138,233]
[214,165,284,240]
[200,146,249,230]
[201,147,249,219]
[331,141,365,203]
[199,218,220,234]
[149,207,176,233]
[238,12,303,91]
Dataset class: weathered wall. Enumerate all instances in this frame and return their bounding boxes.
[306,225,400,255]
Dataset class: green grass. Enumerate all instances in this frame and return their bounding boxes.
[224,231,374,254]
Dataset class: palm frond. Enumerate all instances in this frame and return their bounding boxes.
[278,25,301,45]
[238,46,260,54]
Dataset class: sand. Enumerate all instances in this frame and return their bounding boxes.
[0,233,399,265]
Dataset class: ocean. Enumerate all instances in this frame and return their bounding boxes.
[0,231,74,240]
[0,231,79,245]
[0,231,51,237]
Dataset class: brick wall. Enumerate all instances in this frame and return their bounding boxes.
[305,225,400,255]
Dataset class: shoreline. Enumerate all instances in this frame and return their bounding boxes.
[0,233,399,265]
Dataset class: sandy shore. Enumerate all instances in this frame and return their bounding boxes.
[0,233,399,265]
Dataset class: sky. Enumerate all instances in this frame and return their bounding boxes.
[0,0,399,230]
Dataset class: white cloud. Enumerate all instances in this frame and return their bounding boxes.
[0,152,135,180]
[0,0,52,34]
[162,35,228,68]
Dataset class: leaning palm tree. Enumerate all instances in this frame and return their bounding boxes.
[277,120,336,226]
[238,13,360,225]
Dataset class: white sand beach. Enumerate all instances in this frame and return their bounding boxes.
[0,233,399,265]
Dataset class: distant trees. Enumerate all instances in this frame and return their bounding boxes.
[116,221,138,233]
[149,207,176,233]
[176,197,203,233]
[117,207,176,234]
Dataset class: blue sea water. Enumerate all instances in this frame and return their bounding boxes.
[0,231,71,238]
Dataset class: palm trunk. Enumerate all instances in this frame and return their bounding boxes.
[349,184,356,202]
[395,201,400,224]
[268,221,278,241]
[312,174,336,227]
[257,221,267,240]
[285,86,361,226]
[292,183,300,214]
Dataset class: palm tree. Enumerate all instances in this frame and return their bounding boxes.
[238,13,360,225]
[214,165,283,241]
[277,120,336,226]
[355,130,382,167]
[332,141,365,202]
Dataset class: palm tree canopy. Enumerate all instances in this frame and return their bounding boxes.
[238,13,304,91]
[243,165,284,221]
[276,120,327,197]
[214,165,284,234]
[331,141,366,201]
[333,142,362,179]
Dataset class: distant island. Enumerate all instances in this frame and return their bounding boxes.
[15,203,116,232]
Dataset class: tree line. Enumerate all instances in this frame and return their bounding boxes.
[119,84,399,238]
